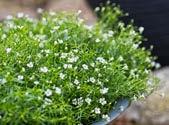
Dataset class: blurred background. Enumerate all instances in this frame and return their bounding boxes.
[1,0,169,125]
[0,0,96,24]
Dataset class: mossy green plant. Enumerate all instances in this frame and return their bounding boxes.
[0,5,155,125]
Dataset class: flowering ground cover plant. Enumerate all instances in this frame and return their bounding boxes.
[0,5,155,125]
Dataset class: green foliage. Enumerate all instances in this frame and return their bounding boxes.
[0,6,155,125]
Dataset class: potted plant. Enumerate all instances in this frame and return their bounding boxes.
[0,4,156,125]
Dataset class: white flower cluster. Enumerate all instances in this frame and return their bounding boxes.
[82,64,88,70]
[100,88,109,94]
[59,73,65,79]
[0,10,154,124]
[17,75,24,81]
[27,62,34,68]
[85,97,92,104]
[40,67,48,73]
[74,79,80,85]
[45,86,62,98]
[63,64,72,69]
[6,48,12,54]
[68,55,79,63]
[45,89,52,97]
[88,77,96,83]
[72,97,83,106]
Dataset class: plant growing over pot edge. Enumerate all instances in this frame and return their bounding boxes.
[0,4,156,125]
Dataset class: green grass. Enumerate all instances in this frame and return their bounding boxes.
[0,5,155,125]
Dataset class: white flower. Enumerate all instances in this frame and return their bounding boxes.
[40,67,48,73]
[39,42,44,48]
[94,107,101,114]
[22,67,26,71]
[34,81,39,85]
[6,48,12,53]
[63,64,67,69]
[2,34,7,40]
[67,64,72,69]
[95,38,100,43]
[108,30,114,37]
[97,80,102,85]
[130,69,135,76]
[102,114,110,122]
[74,79,79,85]
[72,98,78,105]
[58,39,63,44]
[77,85,81,89]
[60,53,67,59]
[17,75,24,81]
[98,73,102,77]
[17,12,24,18]
[139,26,144,33]
[0,78,7,84]
[95,68,99,72]
[55,87,61,94]
[133,44,139,49]
[54,26,60,31]
[99,98,107,105]
[72,97,83,106]
[123,64,128,70]
[74,66,78,70]
[96,57,107,64]
[95,7,100,12]
[68,56,79,63]
[145,57,151,63]
[85,98,91,104]
[27,62,34,68]
[45,89,52,97]
[45,49,51,54]
[82,64,88,70]
[144,69,149,74]
[77,97,83,106]
[118,56,124,61]
[100,88,109,94]
[73,49,78,53]
[6,15,13,20]
[29,75,35,80]
[89,77,96,83]
[63,64,72,69]
[59,73,65,79]
[155,63,161,69]
[54,41,58,45]
[44,98,52,105]
[90,63,95,67]
[77,10,82,15]
[37,8,43,13]
[109,57,114,61]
